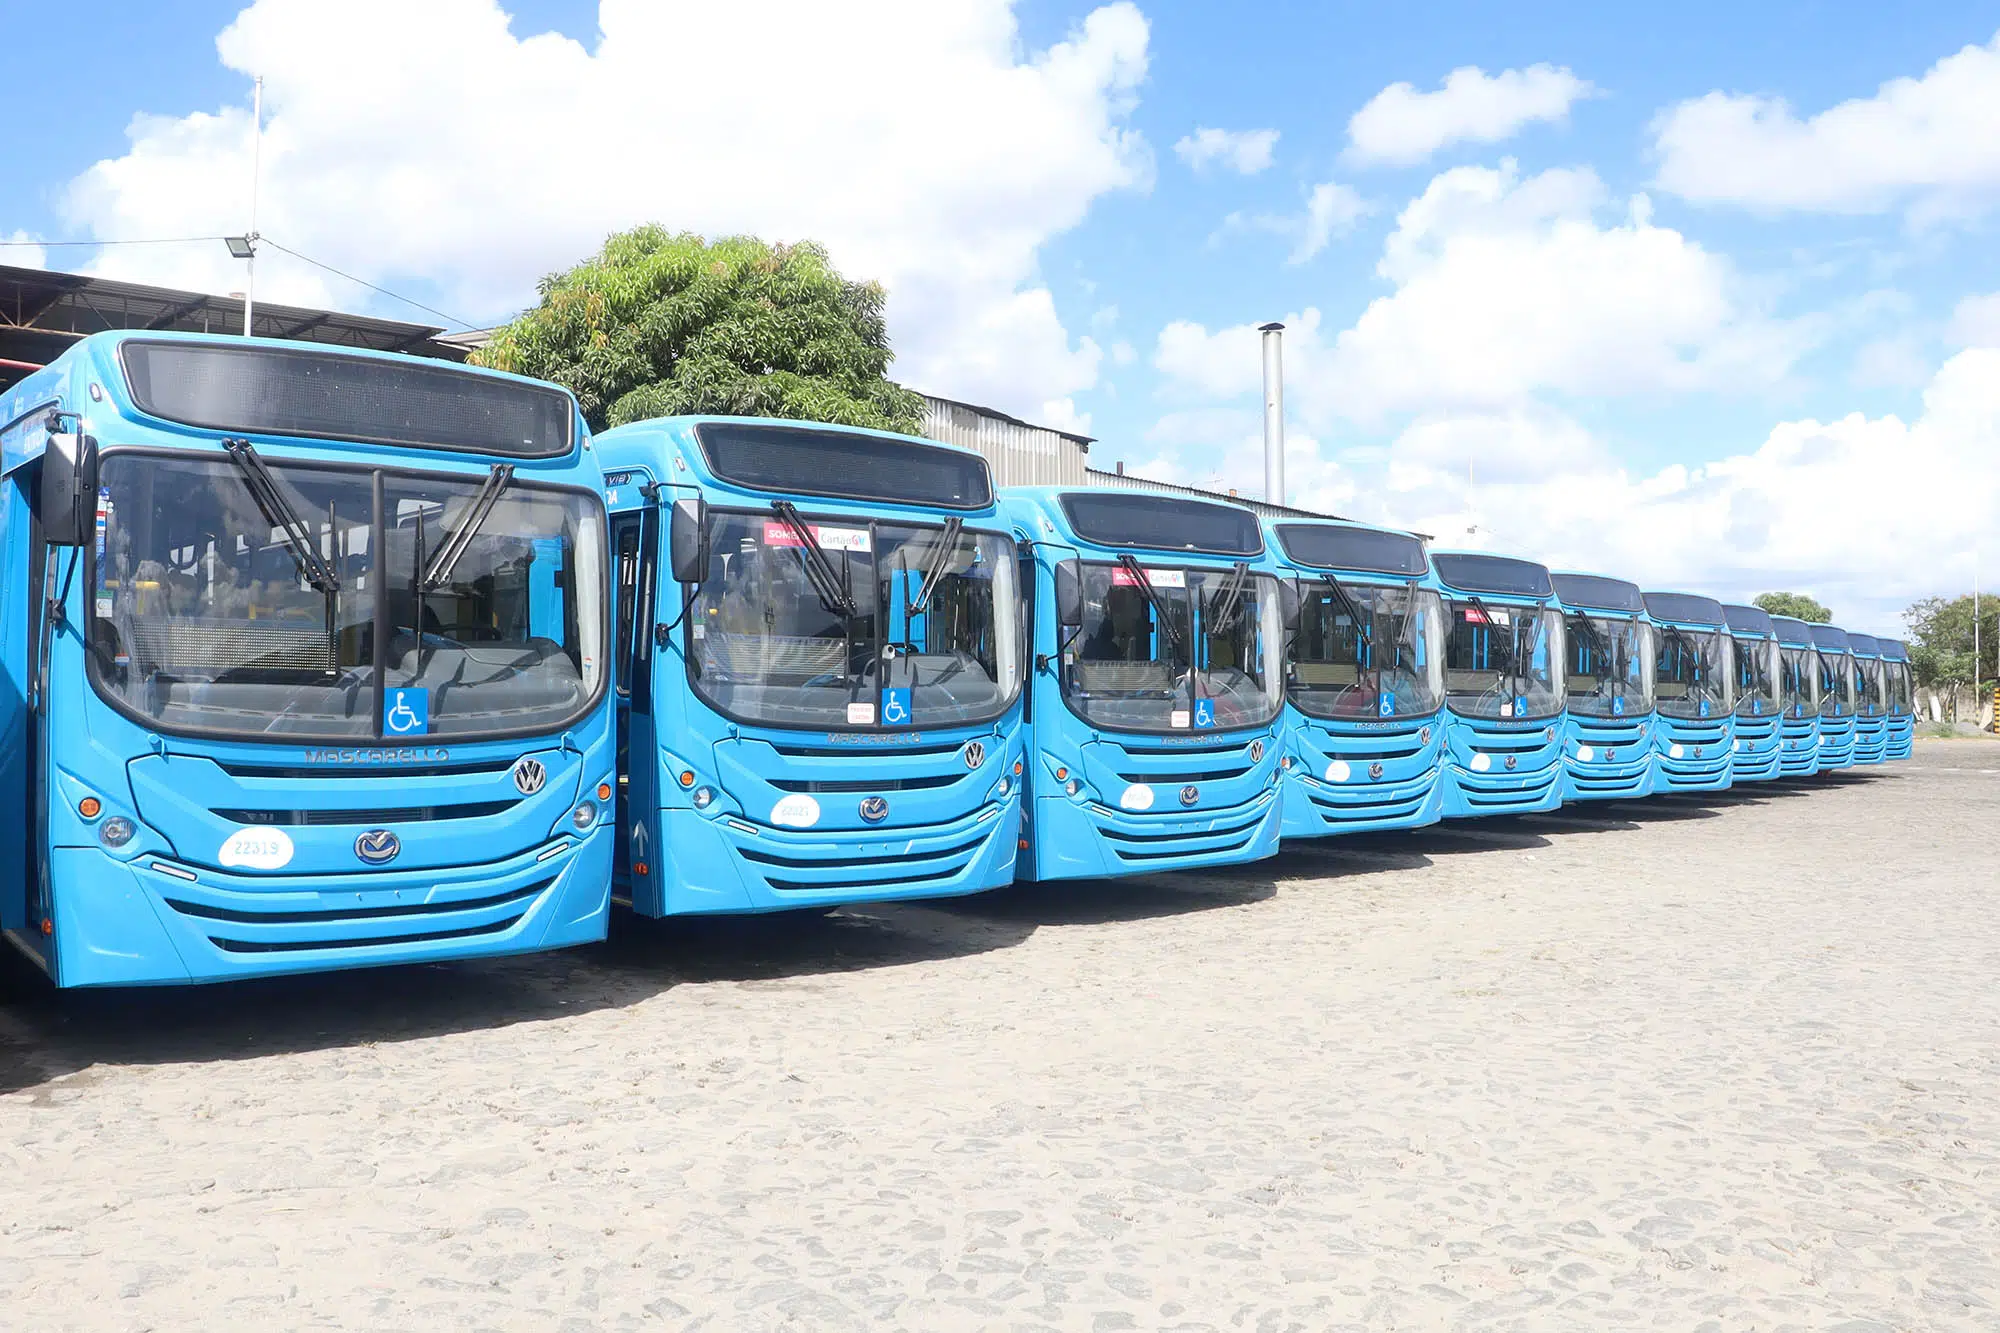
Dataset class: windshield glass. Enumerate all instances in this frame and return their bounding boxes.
[1885,661,1912,715]
[1733,635,1779,716]
[1818,651,1855,714]
[1779,645,1821,715]
[1656,625,1734,719]
[1854,656,1885,714]
[686,509,1018,730]
[89,452,604,740]
[1442,600,1564,720]
[1288,581,1444,720]
[1562,612,1653,718]
[1063,562,1284,732]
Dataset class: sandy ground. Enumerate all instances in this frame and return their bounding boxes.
[2,738,1997,1331]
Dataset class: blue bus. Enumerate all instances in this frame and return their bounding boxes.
[1846,633,1888,765]
[1770,614,1822,776]
[1,331,614,987]
[1882,639,1914,760]
[593,418,1023,915]
[1006,488,1286,880]
[1721,603,1782,782]
[1641,592,1736,792]
[1549,572,1655,802]
[1808,623,1857,770]
[1268,519,1445,837]
[1429,552,1565,818]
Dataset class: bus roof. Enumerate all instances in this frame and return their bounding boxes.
[1004,486,1266,558]
[1845,632,1882,656]
[1642,591,1727,627]
[1769,614,1817,647]
[1808,623,1853,652]
[1881,638,1910,661]
[1550,571,1644,613]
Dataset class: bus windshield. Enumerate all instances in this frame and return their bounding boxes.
[1779,644,1821,715]
[1441,600,1564,720]
[1854,656,1885,714]
[1885,660,1912,715]
[1064,562,1284,732]
[1288,581,1444,721]
[1656,625,1734,719]
[686,509,1019,730]
[1818,650,1855,713]
[1562,611,1653,718]
[88,451,605,740]
[1733,635,1779,716]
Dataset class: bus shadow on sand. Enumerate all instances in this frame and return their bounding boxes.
[929,872,1279,928]
[0,905,1041,1097]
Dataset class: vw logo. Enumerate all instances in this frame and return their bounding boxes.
[355,829,400,865]
[1419,726,1433,744]
[962,740,986,770]
[1368,762,1384,780]
[1544,726,1556,741]
[858,796,890,824]
[1248,739,1265,763]
[1504,754,1518,770]
[1693,747,1704,759]
[512,757,548,796]
[1605,748,1617,761]
[1178,785,1200,807]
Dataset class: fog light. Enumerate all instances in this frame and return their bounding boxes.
[78,796,102,820]
[99,816,135,848]
[692,786,714,809]
[571,801,597,830]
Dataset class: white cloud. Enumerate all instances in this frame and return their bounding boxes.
[1124,424,1355,514]
[2,232,48,271]
[1375,351,2000,632]
[1110,339,1136,365]
[1851,334,1933,388]
[1161,162,1814,423]
[1651,30,2000,219]
[1346,63,1595,168]
[1293,182,1370,263]
[59,0,1151,422]
[1174,126,1279,175]
[1948,291,2000,347]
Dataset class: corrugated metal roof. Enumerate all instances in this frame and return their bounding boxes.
[0,264,464,391]
[1084,465,1340,520]
[921,394,1090,488]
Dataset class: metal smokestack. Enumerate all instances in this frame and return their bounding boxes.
[1259,322,1285,507]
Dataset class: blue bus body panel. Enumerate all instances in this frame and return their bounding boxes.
[1642,594,1736,794]
[1006,488,1284,882]
[1779,707,1821,776]
[1438,715,1565,816]
[1560,712,1655,802]
[597,418,1023,914]
[1730,709,1783,782]
[1816,714,1855,770]
[3,332,615,986]
[1885,714,1913,760]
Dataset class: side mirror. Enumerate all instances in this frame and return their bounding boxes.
[40,430,99,547]
[1054,560,1082,626]
[1278,579,1302,632]
[669,496,707,584]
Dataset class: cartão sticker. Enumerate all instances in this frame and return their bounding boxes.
[1169,709,1191,729]
[763,521,871,553]
[846,702,876,725]
[770,794,822,828]
[220,827,295,870]
[1111,566,1186,589]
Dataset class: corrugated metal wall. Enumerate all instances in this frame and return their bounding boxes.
[1084,466,1334,519]
[922,395,1090,487]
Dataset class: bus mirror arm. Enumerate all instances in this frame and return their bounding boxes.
[39,418,99,547]
[670,497,708,584]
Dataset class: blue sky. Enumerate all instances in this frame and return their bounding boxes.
[7,1,2000,631]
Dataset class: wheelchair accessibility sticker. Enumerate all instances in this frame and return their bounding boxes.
[1378,691,1396,718]
[385,688,430,737]
[881,687,913,727]
[1193,698,1216,728]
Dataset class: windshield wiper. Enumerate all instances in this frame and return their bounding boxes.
[905,517,963,617]
[770,501,858,619]
[423,464,515,592]
[224,438,340,594]
[1116,554,1187,659]
[224,437,341,677]
[1203,560,1252,636]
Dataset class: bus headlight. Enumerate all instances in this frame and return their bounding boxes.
[994,776,1012,800]
[692,786,714,809]
[100,816,136,849]
[1066,779,1080,797]
[571,801,597,830]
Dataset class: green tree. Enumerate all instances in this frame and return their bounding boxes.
[1904,594,1997,689]
[473,227,926,435]
[1752,591,1832,623]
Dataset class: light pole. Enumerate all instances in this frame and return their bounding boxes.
[228,74,264,337]
[225,234,258,336]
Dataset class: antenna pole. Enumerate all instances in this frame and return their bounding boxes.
[244,75,263,338]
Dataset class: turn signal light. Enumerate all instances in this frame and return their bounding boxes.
[597,782,612,801]
[78,796,102,820]
[1012,759,1023,776]
[1054,766,1068,781]
[678,770,696,788]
